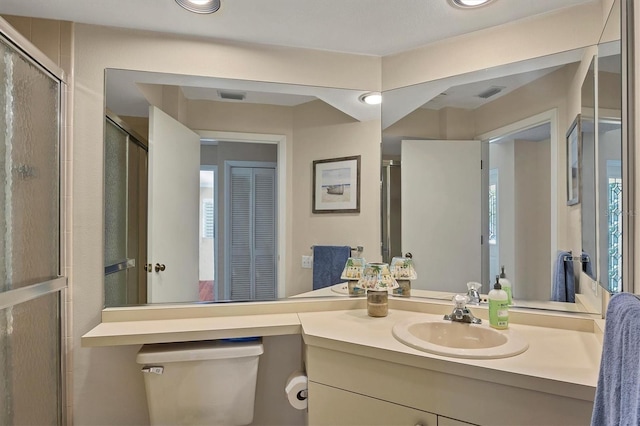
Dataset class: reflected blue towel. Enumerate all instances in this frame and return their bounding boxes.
[592,293,640,426]
[551,250,575,303]
[312,245,350,290]
[582,251,594,279]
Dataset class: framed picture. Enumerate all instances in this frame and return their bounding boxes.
[566,114,581,206]
[312,155,361,213]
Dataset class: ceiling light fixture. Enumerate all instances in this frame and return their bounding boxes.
[449,0,496,9]
[175,0,221,14]
[359,92,382,105]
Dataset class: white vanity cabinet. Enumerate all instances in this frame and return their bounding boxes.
[309,381,476,425]
[305,345,593,426]
[309,382,439,425]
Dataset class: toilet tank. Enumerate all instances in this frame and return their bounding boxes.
[136,339,264,426]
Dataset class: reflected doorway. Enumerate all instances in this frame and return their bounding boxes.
[483,119,553,300]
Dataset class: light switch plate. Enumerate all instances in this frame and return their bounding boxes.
[302,255,313,269]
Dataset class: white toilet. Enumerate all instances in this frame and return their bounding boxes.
[136,339,264,426]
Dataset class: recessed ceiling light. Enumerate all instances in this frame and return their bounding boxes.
[175,0,221,14]
[359,92,382,105]
[449,0,496,9]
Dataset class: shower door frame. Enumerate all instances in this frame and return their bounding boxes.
[0,17,69,425]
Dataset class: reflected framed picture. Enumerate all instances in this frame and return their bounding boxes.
[312,155,361,213]
[566,114,581,206]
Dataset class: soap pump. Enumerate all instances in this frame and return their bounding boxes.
[488,275,509,330]
[499,266,513,305]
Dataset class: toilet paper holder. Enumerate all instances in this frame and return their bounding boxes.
[285,371,308,410]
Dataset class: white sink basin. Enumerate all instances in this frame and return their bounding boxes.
[392,317,529,359]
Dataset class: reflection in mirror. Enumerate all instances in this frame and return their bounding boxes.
[581,57,597,282]
[103,69,380,307]
[598,38,622,294]
[382,47,604,314]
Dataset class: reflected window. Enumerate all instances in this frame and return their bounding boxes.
[607,160,622,293]
[489,169,499,280]
[202,199,214,238]
[199,169,216,301]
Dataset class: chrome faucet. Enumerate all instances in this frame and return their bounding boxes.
[444,294,482,324]
[466,281,482,305]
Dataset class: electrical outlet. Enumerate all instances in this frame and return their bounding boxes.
[302,255,313,269]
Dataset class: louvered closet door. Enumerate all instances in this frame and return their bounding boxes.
[228,166,276,300]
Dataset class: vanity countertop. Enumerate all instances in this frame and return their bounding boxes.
[82,298,602,400]
[81,313,302,347]
[299,308,601,401]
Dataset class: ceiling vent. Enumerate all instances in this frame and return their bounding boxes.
[476,86,505,99]
[218,90,246,101]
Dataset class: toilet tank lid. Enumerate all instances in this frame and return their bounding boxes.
[136,339,264,364]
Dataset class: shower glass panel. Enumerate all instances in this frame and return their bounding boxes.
[0,292,61,425]
[0,27,64,426]
[104,120,128,306]
[0,38,60,292]
[104,117,148,306]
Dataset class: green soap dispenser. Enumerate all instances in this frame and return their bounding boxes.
[499,266,513,305]
[489,276,509,330]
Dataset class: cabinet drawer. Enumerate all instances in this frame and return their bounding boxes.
[438,416,477,426]
[309,381,437,426]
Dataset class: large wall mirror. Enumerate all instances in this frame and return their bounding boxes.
[103,70,380,307]
[104,1,623,314]
[596,0,622,294]
[380,0,622,315]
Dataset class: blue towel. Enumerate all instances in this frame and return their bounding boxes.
[312,245,351,290]
[591,293,640,426]
[551,250,575,303]
[582,251,595,279]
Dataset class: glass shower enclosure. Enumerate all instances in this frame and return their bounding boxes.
[0,21,66,425]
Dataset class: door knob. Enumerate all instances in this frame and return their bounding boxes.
[404,252,413,259]
[155,263,166,272]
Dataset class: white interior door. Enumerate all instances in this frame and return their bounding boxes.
[401,139,482,292]
[147,106,200,303]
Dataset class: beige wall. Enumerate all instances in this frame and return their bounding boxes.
[291,100,382,295]
[2,15,73,76]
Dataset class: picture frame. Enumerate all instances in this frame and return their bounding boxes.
[312,155,361,213]
[566,114,581,206]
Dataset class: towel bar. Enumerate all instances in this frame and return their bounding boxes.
[310,245,364,253]
[563,255,590,262]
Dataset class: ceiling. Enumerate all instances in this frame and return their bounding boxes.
[0,0,596,56]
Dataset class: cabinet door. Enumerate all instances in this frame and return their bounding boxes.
[309,382,437,426]
[438,416,477,426]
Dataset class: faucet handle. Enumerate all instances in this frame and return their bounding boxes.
[452,293,469,308]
